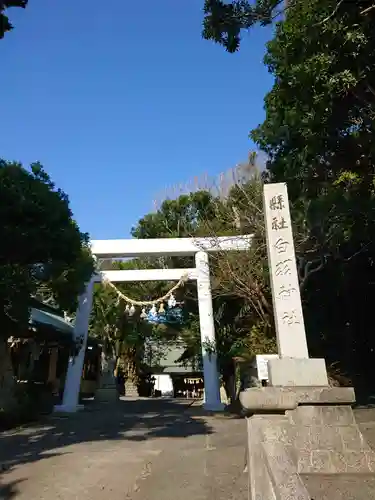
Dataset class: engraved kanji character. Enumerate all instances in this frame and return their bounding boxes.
[275,259,292,276]
[271,216,288,231]
[269,194,285,211]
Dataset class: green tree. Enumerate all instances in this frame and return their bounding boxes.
[90,258,181,394]
[202,1,373,52]
[0,1,28,39]
[204,0,375,393]
[203,0,283,52]
[131,176,278,401]
[0,160,95,406]
[252,0,375,389]
[133,191,217,239]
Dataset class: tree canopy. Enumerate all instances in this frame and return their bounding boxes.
[120,175,277,397]
[0,1,28,39]
[0,160,95,338]
[203,0,282,52]
[203,0,375,395]
[203,1,374,52]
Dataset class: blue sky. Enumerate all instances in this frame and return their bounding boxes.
[1,0,273,239]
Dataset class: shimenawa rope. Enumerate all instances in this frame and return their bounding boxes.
[102,273,188,306]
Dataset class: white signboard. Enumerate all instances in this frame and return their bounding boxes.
[255,354,279,381]
[263,183,309,358]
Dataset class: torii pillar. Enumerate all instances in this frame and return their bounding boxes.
[54,235,253,413]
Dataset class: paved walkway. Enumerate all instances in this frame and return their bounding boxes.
[0,398,247,500]
[3,398,375,500]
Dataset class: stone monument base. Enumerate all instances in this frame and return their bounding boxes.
[240,387,375,499]
[95,386,119,404]
[267,357,329,386]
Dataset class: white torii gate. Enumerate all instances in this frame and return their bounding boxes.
[54,235,253,413]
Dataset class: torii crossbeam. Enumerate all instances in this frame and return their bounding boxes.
[55,235,253,412]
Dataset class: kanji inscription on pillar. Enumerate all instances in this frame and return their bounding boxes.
[263,183,309,358]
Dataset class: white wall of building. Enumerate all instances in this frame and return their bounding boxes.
[153,374,174,397]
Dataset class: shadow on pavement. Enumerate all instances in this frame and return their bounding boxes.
[0,398,212,473]
[0,476,24,500]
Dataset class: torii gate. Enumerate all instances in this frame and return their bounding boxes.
[55,235,253,413]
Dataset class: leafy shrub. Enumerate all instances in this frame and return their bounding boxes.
[0,381,54,431]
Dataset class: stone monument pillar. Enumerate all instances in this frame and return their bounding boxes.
[263,182,328,386]
[239,183,374,500]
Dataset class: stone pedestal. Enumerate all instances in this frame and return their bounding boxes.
[267,357,329,387]
[240,386,375,500]
[125,379,138,397]
[95,386,119,403]
[95,356,119,404]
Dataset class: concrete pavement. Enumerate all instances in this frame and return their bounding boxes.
[0,398,247,500]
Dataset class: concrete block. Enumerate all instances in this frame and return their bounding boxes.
[240,386,355,413]
[293,386,355,404]
[293,423,373,456]
[268,357,329,386]
[294,425,343,452]
[302,473,375,499]
[240,387,297,412]
[297,441,375,474]
[339,425,369,451]
[244,391,375,499]
[262,441,310,500]
[307,449,332,473]
[262,420,291,446]
[289,405,356,426]
[336,451,370,473]
[247,417,278,500]
[320,406,356,425]
[291,406,375,474]
[366,451,375,472]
